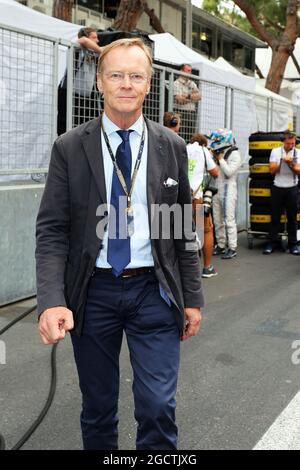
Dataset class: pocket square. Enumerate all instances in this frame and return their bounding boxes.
[164,177,178,188]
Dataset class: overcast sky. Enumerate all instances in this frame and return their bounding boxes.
[192,0,203,7]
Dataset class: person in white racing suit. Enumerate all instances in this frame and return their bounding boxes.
[209,129,242,259]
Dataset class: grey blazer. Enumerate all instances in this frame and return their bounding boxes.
[36,117,204,335]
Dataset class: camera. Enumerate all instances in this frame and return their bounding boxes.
[203,186,218,216]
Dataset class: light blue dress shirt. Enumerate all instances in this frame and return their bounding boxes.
[95,113,154,269]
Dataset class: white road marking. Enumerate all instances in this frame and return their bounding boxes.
[253,391,300,450]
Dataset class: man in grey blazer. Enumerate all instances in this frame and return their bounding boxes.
[36,38,204,450]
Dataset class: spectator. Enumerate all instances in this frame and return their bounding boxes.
[57,27,102,136]
[209,129,242,259]
[173,64,201,142]
[263,130,300,255]
[163,111,181,134]
[187,133,219,277]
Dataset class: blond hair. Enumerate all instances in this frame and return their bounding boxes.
[97,37,153,76]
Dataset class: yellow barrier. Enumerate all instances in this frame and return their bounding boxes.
[249,141,281,150]
[249,141,300,150]
[249,165,270,173]
[251,213,300,223]
[249,188,271,197]
[250,215,271,223]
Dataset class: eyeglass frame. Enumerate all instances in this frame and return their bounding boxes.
[102,71,150,84]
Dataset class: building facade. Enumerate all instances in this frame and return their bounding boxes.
[17,0,266,75]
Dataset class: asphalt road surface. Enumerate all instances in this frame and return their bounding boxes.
[1,233,300,450]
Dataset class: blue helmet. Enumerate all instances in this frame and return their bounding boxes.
[209,129,235,151]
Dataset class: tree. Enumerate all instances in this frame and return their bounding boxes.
[113,0,165,33]
[52,0,74,22]
[202,0,300,94]
[202,0,255,34]
[52,0,165,33]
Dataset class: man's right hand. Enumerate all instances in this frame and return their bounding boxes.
[38,306,74,345]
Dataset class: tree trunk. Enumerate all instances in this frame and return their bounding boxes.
[233,0,300,94]
[144,5,165,33]
[113,0,165,33]
[113,0,146,31]
[266,47,291,94]
[53,0,74,22]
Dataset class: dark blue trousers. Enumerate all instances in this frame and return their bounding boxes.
[71,271,180,450]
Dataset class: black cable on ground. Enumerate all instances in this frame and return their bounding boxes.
[0,433,5,451]
[0,305,37,336]
[0,304,59,450]
[11,343,58,450]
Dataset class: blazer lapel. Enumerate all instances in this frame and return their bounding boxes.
[146,118,168,210]
[81,117,167,208]
[81,117,107,204]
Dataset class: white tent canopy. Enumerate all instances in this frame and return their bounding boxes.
[272,78,300,107]
[215,57,294,132]
[1,3,289,172]
[256,41,300,80]
[1,0,80,41]
[150,33,255,93]
[0,0,82,179]
[149,34,256,159]
[1,0,80,84]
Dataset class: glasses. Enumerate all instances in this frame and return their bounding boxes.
[104,72,149,84]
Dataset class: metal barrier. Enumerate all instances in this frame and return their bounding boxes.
[1,22,299,176]
[1,22,299,304]
[0,23,59,177]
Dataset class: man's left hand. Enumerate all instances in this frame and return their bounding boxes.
[181,308,202,341]
[190,90,201,102]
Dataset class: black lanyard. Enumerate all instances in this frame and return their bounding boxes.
[101,115,146,210]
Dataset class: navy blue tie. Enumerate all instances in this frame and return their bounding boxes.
[107,129,133,276]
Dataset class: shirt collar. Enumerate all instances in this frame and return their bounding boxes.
[283,147,294,155]
[102,113,144,137]
[179,76,188,84]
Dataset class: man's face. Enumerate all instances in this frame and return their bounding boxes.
[97,46,151,123]
[88,31,99,44]
[284,137,296,152]
[182,65,192,75]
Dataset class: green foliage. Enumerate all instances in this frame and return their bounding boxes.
[202,0,289,40]
[202,0,220,16]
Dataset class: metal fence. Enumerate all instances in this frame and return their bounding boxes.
[1,23,299,176]
[0,24,58,177]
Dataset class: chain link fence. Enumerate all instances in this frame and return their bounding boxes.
[0,24,58,178]
[1,23,300,177]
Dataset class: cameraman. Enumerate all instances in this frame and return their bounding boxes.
[209,129,242,259]
[187,134,218,278]
[57,27,102,136]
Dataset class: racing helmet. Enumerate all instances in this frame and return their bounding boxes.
[209,129,235,152]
